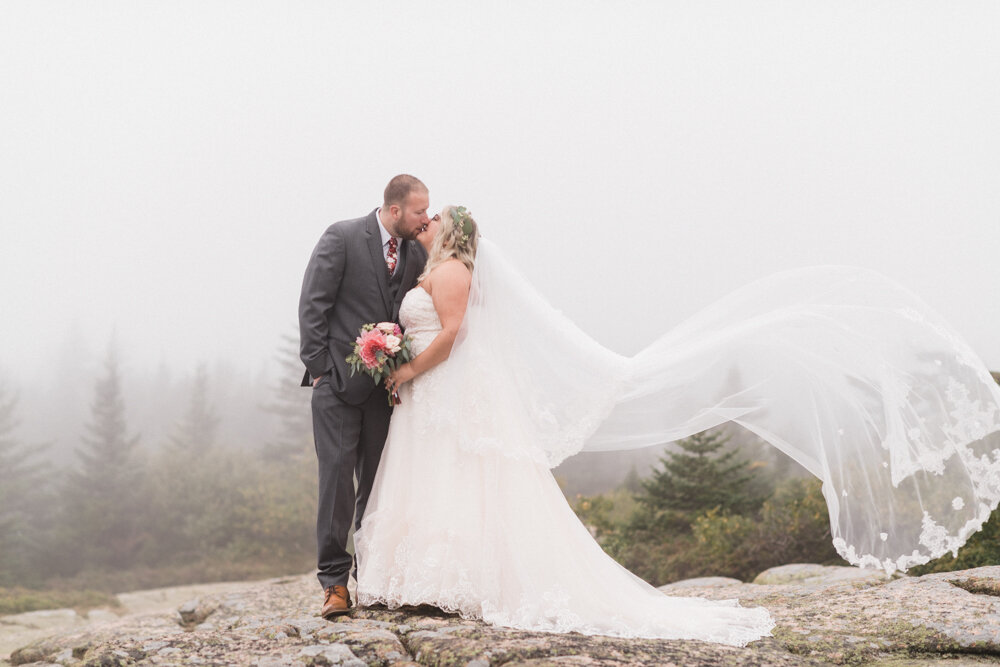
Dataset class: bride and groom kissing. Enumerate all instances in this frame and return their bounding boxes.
[295,173,768,644]
[298,174,433,615]
[298,174,1000,645]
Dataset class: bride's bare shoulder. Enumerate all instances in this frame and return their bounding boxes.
[428,259,472,282]
[423,259,472,297]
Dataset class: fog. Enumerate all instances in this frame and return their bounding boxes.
[2,2,998,462]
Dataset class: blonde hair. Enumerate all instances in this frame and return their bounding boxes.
[419,205,479,281]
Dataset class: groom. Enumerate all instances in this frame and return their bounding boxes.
[299,174,430,618]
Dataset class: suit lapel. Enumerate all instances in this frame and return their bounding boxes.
[365,212,393,316]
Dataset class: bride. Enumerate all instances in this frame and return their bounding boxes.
[354,206,1000,646]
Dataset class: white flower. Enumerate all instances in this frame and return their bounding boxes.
[376,322,397,335]
[952,497,965,511]
[385,334,402,353]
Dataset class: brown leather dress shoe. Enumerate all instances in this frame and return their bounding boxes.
[321,585,352,619]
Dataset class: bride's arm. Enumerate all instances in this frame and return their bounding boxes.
[389,260,472,386]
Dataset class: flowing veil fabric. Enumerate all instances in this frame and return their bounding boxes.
[436,239,1000,574]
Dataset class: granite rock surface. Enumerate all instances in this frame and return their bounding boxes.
[5,565,1000,666]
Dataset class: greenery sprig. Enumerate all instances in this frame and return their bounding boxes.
[451,206,474,248]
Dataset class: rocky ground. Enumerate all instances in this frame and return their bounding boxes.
[4,564,1000,666]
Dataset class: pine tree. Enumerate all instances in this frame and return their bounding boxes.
[261,332,313,461]
[633,429,764,534]
[622,465,643,494]
[60,344,145,571]
[0,382,48,585]
[169,362,219,455]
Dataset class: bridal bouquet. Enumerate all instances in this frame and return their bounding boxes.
[346,322,413,405]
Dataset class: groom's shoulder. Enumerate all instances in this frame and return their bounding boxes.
[325,211,375,236]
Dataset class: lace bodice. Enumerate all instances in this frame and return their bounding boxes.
[399,286,441,356]
[397,286,448,412]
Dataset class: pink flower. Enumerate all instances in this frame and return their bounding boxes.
[356,328,387,368]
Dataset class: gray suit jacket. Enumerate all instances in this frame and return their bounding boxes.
[299,210,427,404]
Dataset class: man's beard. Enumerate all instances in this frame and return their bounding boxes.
[396,215,421,240]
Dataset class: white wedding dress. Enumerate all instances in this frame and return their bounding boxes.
[355,286,775,645]
[355,240,1000,646]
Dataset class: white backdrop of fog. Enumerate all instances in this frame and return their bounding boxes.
[2,2,998,462]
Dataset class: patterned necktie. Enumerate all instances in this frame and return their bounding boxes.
[386,237,398,274]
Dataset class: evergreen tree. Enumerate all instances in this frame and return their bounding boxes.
[168,362,219,455]
[633,429,764,533]
[60,344,145,571]
[0,382,48,585]
[622,465,643,494]
[261,332,313,461]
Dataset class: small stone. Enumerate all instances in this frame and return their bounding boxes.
[178,599,200,622]
[299,643,366,665]
[178,597,217,627]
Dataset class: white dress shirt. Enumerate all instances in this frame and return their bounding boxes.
[375,208,401,264]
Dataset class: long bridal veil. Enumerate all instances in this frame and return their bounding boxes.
[436,238,1000,574]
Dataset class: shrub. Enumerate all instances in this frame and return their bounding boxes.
[575,472,844,585]
[684,478,842,581]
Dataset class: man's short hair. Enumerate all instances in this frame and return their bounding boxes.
[383,174,427,209]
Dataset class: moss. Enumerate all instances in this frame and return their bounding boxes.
[0,586,120,615]
[772,618,992,666]
[948,575,1000,597]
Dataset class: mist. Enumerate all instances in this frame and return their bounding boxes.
[2,1,999,464]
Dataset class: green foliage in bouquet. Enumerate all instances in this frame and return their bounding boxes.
[345,323,413,386]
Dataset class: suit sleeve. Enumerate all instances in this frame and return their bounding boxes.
[299,225,347,381]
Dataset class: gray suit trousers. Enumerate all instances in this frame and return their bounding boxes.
[311,376,392,589]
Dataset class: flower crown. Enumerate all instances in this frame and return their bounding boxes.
[450,206,475,248]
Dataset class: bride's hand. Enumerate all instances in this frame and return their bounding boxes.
[387,363,417,391]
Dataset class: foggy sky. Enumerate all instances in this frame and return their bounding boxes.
[3,0,999,400]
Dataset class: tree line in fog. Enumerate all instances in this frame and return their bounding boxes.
[0,333,655,593]
[8,335,988,595]
[0,335,316,591]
